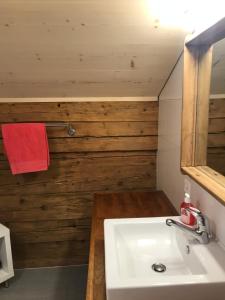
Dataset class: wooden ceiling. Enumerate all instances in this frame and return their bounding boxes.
[0,0,187,98]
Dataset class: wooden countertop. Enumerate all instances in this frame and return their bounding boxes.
[85,191,177,300]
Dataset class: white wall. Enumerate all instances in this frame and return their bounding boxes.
[157,55,225,246]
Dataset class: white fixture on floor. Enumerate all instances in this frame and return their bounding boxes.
[0,224,14,284]
[104,217,225,300]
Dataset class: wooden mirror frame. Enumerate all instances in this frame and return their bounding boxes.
[181,17,225,204]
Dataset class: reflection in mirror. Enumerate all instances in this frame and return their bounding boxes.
[207,38,225,176]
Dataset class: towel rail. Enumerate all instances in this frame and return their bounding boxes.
[45,122,76,136]
[1,122,76,137]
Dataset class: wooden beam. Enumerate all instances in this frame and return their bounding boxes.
[181,45,198,167]
[0,97,157,103]
[186,17,225,46]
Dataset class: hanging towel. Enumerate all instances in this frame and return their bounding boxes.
[1,123,50,175]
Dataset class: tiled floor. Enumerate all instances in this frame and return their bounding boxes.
[0,265,88,300]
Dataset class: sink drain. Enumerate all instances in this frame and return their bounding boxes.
[152,263,166,273]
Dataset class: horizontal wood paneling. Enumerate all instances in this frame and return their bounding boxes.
[0,154,156,195]
[0,137,157,153]
[5,218,91,234]
[0,101,158,121]
[0,100,158,268]
[207,151,225,176]
[209,98,225,118]
[13,241,90,268]
[0,121,157,137]
[208,118,225,133]
[0,192,93,221]
[12,226,90,244]
[0,97,157,103]
[207,98,225,175]
[208,133,225,147]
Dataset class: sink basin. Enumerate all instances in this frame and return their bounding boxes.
[104,217,225,300]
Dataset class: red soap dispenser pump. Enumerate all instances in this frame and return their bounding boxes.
[180,193,196,226]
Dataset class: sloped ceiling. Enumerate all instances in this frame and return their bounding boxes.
[0,0,187,98]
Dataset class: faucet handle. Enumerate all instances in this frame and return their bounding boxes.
[186,207,210,234]
[186,207,205,227]
[186,207,202,217]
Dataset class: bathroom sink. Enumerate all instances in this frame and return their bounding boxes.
[104,217,225,300]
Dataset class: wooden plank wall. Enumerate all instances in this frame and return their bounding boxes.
[0,100,158,268]
[208,97,225,175]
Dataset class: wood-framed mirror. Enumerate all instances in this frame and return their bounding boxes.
[181,17,225,204]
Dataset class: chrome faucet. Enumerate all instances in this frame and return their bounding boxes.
[166,207,211,244]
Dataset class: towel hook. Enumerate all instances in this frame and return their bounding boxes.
[67,123,76,136]
[45,122,76,137]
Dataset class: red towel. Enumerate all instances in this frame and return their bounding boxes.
[2,123,50,175]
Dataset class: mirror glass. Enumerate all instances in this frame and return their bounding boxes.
[207,38,225,176]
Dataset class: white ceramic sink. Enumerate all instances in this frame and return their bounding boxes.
[104,217,225,300]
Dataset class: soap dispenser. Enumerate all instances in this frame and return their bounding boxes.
[180,193,196,226]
